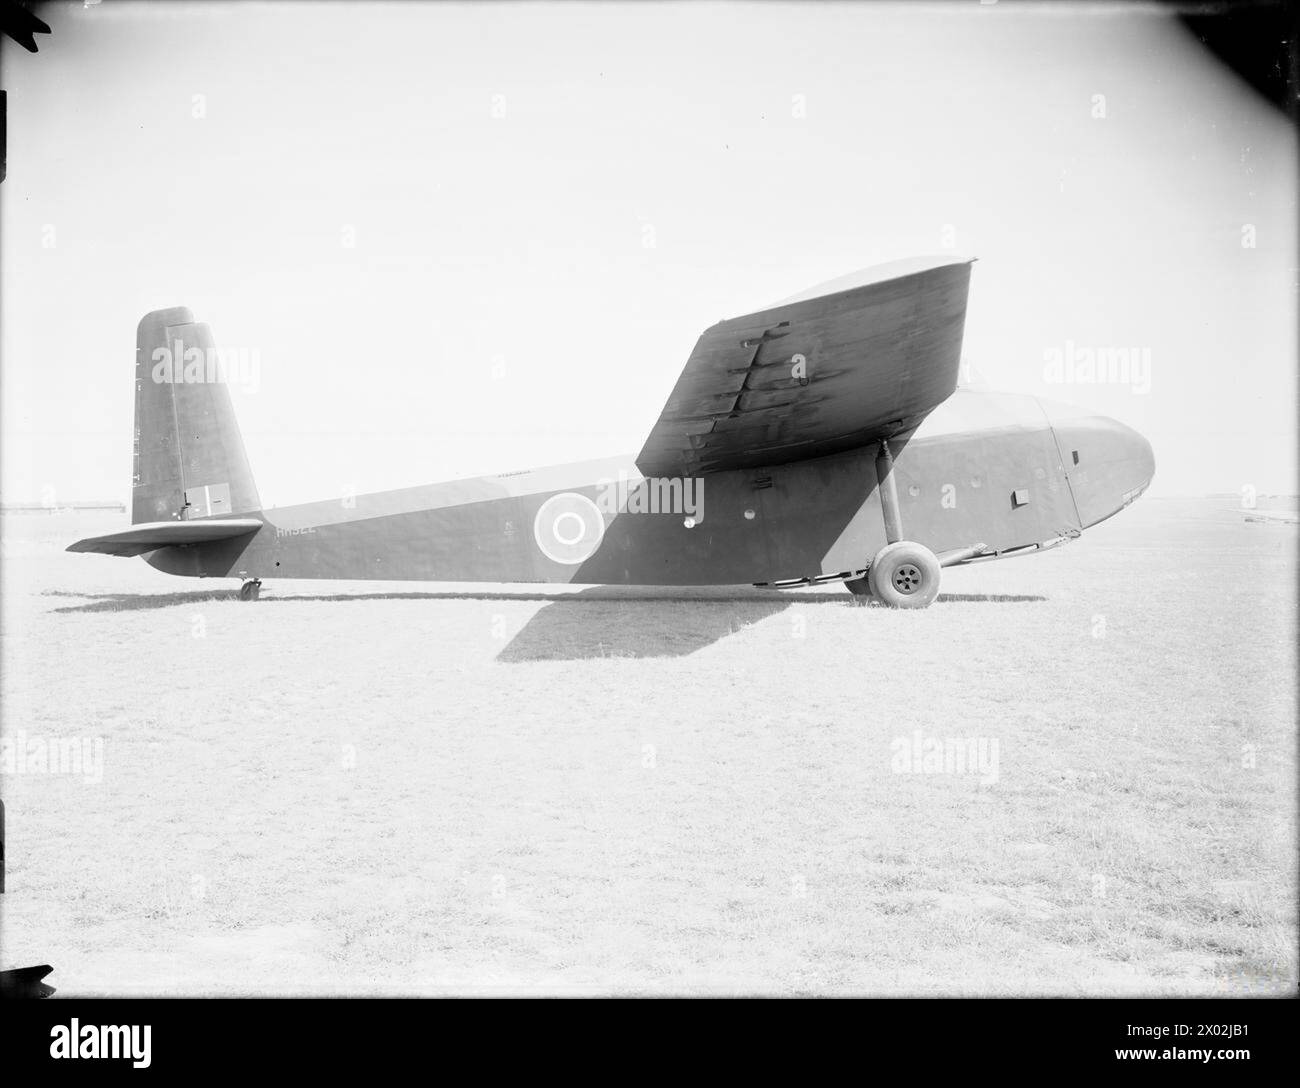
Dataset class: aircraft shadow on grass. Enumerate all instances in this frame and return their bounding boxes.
[496,589,1046,660]
[42,587,1046,659]
[43,588,587,613]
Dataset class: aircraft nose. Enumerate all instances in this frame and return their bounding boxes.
[1037,397,1155,529]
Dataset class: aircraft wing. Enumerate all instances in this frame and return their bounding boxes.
[67,518,263,556]
[636,256,973,477]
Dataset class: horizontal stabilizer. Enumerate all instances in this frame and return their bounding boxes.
[67,518,263,557]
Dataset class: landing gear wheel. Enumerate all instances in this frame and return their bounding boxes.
[866,541,941,609]
[843,575,875,603]
[238,579,262,602]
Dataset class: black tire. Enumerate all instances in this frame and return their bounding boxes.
[866,541,941,609]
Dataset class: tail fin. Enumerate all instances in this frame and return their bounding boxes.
[132,308,261,524]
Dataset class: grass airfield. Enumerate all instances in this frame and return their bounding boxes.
[1,497,1294,995]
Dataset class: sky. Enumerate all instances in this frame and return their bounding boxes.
[2,0,1295,506]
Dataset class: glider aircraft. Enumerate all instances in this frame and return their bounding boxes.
[70,256,1155,607]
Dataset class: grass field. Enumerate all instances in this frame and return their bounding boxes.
[1,497,1295,995]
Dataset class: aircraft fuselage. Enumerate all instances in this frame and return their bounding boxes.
[144,389,1154,587]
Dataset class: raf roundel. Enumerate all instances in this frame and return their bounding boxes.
[533,492,606,565]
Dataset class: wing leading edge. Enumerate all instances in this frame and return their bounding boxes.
[636,256,974,478]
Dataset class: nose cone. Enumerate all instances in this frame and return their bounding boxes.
[1038,398,1155,529]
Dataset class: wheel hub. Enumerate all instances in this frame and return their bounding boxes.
[893,563,923,594]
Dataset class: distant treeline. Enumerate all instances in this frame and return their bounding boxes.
[1,501,126,513]
[1207,493,1298,507]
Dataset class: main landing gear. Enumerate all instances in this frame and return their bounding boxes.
[238,579,262,601]
[844,438,942,609]
[853,540,942,609]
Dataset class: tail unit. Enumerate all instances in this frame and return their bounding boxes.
[132,307,260,524]
[68,308,265,557]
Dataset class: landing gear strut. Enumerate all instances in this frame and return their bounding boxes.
[846,437,943,609]
[238,579,262,602]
